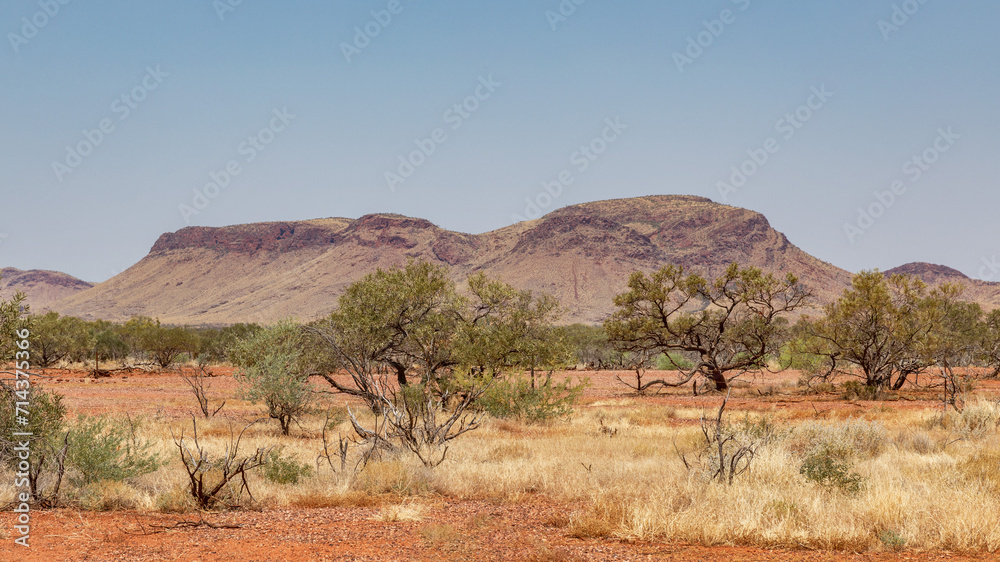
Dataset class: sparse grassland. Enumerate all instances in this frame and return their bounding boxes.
[3,367,999,556]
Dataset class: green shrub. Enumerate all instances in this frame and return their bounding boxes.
[878,529,907,551]
[0,384,69,502]
[67,414,163,486]
[263,447,312,485]
[478,374,588,423]
[655,352,693,370]
[799,445,865,495]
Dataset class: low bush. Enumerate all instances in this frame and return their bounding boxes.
[67,414,163,486]
[263,447,312,485]
[477,374,588,423]
[799,444,865,495]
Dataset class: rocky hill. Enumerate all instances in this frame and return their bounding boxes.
[885,262,1000,310]
[0,267,94,312]
[49,195,857,325]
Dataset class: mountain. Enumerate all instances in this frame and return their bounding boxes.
[884,262,1000,310]
[0,268,94,312]
[49,195,856,325]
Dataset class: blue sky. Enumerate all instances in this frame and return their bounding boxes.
[2,0,998,283]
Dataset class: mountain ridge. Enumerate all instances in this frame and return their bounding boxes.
[23,195,1000,325]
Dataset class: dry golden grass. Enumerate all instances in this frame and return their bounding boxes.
[7,385,999,554]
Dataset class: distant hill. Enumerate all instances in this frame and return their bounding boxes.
[0,267,94,312]
[47,195,1000,325]
[884,262,1000,310]
[49,195,854,325]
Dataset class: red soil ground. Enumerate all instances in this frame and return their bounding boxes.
[3,367,998,561]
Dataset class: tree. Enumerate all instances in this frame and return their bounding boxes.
[87,320,129,375]
[307,261,570,465]
[980,309,1000,379]
[29,312,91,368]
[453,272,571,386]
[605,263,812,392]
[194,323,263,365]
[230,321,313,435]
[308,261,460,396]
[0,384,69,504]
[921,284,983,410]
[0,278,29,363]
[120,317,198,369]
[807,271,937,391]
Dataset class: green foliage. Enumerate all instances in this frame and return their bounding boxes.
[478,374,588,423]
[799,445,865,495]
[262,447,312,484]
[231,321,313,435]
[777,324,829,374]
[981,309,1000,378]
[0,280,29,363]
[194,323,264,365]
[309,261,572,465]
[120,316,199,369]
[557,324,638,369]
[0,384,66,467]
[605,263,811,391]
[88,320,129,370]
[655,352,693,370]
[0,383,70,502]
[28,312,93,367]
[878,529,907,551]
[806,271,939,390]
[66,414,163,486]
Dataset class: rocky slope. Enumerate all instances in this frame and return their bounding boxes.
[45,195,873,325]
[0,267,94,312]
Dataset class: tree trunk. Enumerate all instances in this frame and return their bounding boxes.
[891,371,908,391]
[389,361,407,386]
[706,369,728,392]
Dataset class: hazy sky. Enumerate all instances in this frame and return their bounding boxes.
[2,1,998,283]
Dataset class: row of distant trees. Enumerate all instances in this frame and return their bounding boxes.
[21,313,260,372]
[6,265,1000,396]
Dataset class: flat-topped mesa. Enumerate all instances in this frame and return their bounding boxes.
[149,214,452,255]
[149,220,350,254]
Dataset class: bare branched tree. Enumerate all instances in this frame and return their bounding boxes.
[181,365,226,419]
[676,391,762,484]
[171,417,272,509]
